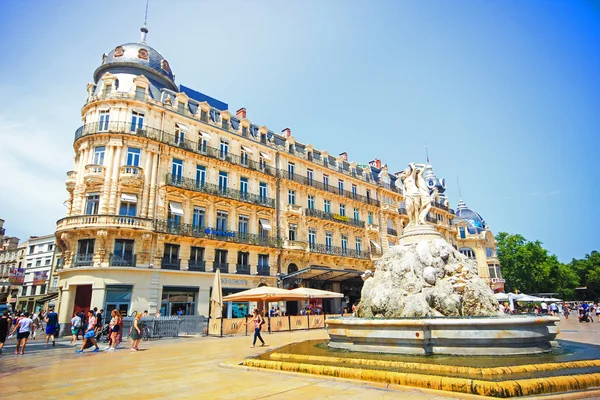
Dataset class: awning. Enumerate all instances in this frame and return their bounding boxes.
[259,152,271,161]
[370,240,381,251]
[169,202,184,216]
[36,292,59,304]
[259,219,272,231]
[241,145,253,154]
[281,266,363,283]
[121,193,138,203]
[175,123,188,131]
[200,131,212,140]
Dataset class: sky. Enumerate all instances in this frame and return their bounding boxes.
[0,0,598,262]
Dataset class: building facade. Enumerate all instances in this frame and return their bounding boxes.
[54,28,501,325]
[17,235,57,312]
[0,219,21,307]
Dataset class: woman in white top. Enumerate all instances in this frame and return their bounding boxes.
[11,311,33,355]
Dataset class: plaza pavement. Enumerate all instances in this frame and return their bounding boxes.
[1,315,600,399]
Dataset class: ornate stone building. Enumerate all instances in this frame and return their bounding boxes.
[54,27,501,324]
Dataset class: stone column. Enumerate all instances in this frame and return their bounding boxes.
[249,251,259,275]
[107,146,122,214]
[140,150,153,218]
[147,153,159,220]
[99,145,115,214]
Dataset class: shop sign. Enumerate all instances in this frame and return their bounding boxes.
[205,228,236,238]
[222,278,249,286]
[8,268,25,285]
[33,271,49,286]
[491,278,505,284]
[333,214,350,222]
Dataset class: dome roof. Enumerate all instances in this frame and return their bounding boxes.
[94,41,177,91]
[455,199,486,231]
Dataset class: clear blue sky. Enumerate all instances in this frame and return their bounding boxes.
[0,0,598,262]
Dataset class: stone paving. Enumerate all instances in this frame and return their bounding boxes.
[1,315,600,399]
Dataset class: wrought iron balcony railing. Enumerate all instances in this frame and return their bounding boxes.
[433,202,449,212]
[161,257,180,270]
[154,220,281,248]
[308,243,370,260]
[109,254,136,267]
[213,262,229,273]
[235,264,251,275]
[398,208,407,215]
[188,260,206,272]
[166,174,275,208]
[426,216,438,224]
[387,228,398,236]
[72,254,93,267]
[257,265,270,276]
[305,208,365,228]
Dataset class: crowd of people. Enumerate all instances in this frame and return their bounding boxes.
[499,300,600,321]
[0,306,60,355]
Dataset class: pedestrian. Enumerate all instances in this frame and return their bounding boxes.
[107,309,122,350]
[243,309,266,348]
[31,311,41,340]
[143,310,149,317]
[45,306,59,347]
[130,312,143,352]
[76,310,100,353]
[70,312,82,346]
[77,310,85,339]
[11,311,34,355]
[0,310,12,354]
[95,309,104,335]
[596,304,600,323]
[155,310,162,318]
[563,303,570,319]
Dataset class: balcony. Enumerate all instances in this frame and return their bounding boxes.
[387,228,398,236]
[257,265,270,276]
[236,264,251,275]
[83,164,105,185]
[74,121,277,178]
[56,215,154,231]
[433,202,449,212]
[161,257,180,270]
[398,208,407,215]
[426,216,438,224]
[381,203,396,212]
[66,171,76,190]
[367,224,379,232]
[109,254,136,267]
[154,221,281,248]
[305,208,365,228]
[72,254,93,267]
[283,240,308,251]
[120,166,144,187]
[188,261,206,272]
[309,243,370,260]
[286,204,303,215]
[379,182,403,194]
[166,174,275,208]
[213,262,229,273]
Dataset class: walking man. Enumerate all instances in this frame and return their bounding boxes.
[45,306,59,347]
[11,311,34,355]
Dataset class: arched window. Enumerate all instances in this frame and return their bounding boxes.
[459,247,476,260]
[287,263,298,274]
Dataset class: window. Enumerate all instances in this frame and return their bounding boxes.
[196,165,206,187]
[35,259,41,267]
[192,207,205,229]
[308,228,316,250]
[288,224,297,241]
[338,179,344,194]
[259,154,267,170]
[288,190,295,205]
[218,171,228,192]
[366,189,371,202]
[341,234,348,254]
[198,136,207,153]
[44,258,51,265]
[215,249,228,264]
[259,219,270,238]
[163,244,180,260]
[167,203,182,228]
[171,158,183,181]
[86,193,100,215]
[486,247,494,258]
[114,239,134,260]
[200,110,208,122]
[216,211,228,231]
[339,204,346,217]
[161,288,196,316]
[237,251,249,266]
[175,126,185,146]
[238,215,249,234]
[307,169,313,185]
[126,147,141,167]
[259,182,267,200]
[323,174,329,189]
[93,146,105,165]
[287,162,295,178]
[325,232,333,252]
[99,110,110,131]
[352,184,357,199]
[354,208,359,221]
[130,111,144,132]
[48,244,54,252]
[29,245,35,254]
[459,227,466,239]
[134,86,145,100]
[119,195,137,216]
[240,149,249,166]
[102,84,112,97]
[177,101,185,114]
[459,248,476,259]
[356,237,362,255]
[240,177,248,198]
[219,140,229,159]
[368,212,373,225]
[258,254,269,268]
[308,195,315,210]
[190,247,204,264]
[324,199,331,214]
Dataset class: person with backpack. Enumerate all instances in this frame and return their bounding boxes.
[70,312,82,346]
[244,309,266,348]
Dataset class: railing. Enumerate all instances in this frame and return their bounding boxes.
[161,257,180,270]
[305,208,365,228]
[379,182,403,194]
[433,202,449,212]
[166,174,275,208]
[120,165,143,177]
[109,254,136,267]
[387,228,398,236]
[154,220,281,248]
[72,254,93,267]
[308,243,369,259]
[56,215,154,231]
[74,121,277,178]
[398,208,407,215]
[213,262,229,273]
[236,264,250,274]
[426,216,438,224]
[257,265,270,276]
[283,240,308,250]
[278,171,380,207]
[188,261,206,272]
[84,164,105,181]
[66,171,76,186]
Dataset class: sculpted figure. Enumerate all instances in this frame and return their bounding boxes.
[416,167,432,225]
[399,163,420,226]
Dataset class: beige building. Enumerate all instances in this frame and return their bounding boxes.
[0,219,21,307]
[54,28,501,325]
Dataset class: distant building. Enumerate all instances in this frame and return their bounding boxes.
[0,219,20,307]
[17,235,57,312]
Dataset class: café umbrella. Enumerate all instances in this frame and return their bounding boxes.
[209,268,223,335]
[222,286,308,302]
[290,287,343,299]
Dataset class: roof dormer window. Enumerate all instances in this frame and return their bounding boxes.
[161,59,171,73]
[114,46,124,57]
[138,48,148,60]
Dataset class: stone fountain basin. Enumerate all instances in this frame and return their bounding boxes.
[327,315,560,356]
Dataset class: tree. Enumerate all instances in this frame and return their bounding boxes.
[570,251,600,300]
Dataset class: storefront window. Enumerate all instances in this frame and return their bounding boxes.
[104,285,132,324]
[161,287,197,316]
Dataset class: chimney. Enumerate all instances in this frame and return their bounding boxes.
[282,128,291,137]
[369,158,382,169]
[236,107,247,119]
[339,152,348,161]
